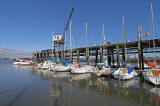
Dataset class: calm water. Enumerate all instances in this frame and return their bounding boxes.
[0,61,160,106]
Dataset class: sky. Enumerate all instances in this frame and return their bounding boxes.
[0,0,159,51]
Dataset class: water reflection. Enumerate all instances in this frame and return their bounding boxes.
[13,65,33,72]
[143,82,160,104]
[29,67,160,106]
[110,78,138,88]
[69,74,91,81]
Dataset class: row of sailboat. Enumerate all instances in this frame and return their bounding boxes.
[36,60,94,74]
[35,56,160,85]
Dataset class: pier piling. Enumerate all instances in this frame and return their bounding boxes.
[116,44,120,67]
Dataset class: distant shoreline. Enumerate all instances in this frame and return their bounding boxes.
[0,57,32,61]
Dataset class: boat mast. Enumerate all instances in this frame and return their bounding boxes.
[123,16,127,62]
[102,24,106,44]
[70,20,72,59]
[64,31,67,59]
[102,24,106,61]
[150,1,156,56]
[52,33,54,62]
[85,22,88,54]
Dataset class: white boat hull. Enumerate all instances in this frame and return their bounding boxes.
[54,65,71,72]
[112,68,135,80]
[13,61,31,65]
[143,69,160,85]
[96,67,114,77]
[71,68,87,74]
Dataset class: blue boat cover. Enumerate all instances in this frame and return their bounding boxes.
[65,63,69,67]
[128,67,133,74]
[64,59,72,63]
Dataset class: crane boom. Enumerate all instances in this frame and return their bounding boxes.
[63,8,74,35]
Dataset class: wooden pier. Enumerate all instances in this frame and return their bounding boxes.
[32,37,160,69]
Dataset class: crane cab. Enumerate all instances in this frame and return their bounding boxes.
[52,34,64,43]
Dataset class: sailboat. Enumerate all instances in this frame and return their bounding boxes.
[95,24,115,77]
[143,2,160,85]
[70,22,90,74]
[112,16,136,80]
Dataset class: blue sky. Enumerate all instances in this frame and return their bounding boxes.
[0,0,159,51]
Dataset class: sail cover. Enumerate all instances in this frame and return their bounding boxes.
[148,60,157,68]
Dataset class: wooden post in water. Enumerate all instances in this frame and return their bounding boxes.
[45,52,47,60]
[107,47,112,67]
[61,51,64,60]
[100,46,103,63]
[87,48,90,65]
[137,26,144,70]
[40,53,42,62]
[95,49,98,65]
[137,25,144,81]
[47,53,49,58]
[116,44,120,67]
[77,50,80,63]
[122,46,125,64]
[111,49,115,66]
[45,53,47,59]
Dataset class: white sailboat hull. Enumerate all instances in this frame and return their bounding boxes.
[96,67,114,77]
[71,68,87,74]
[54,65,71,72]
[143,69,160,85]
[112,68,135,80]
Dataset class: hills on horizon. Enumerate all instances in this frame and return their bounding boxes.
[0,48,32,58]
